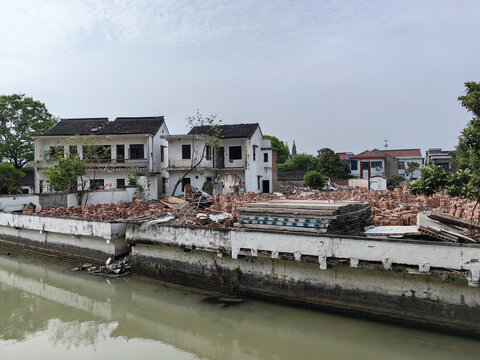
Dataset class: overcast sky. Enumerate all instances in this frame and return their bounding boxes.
[1,0,478,155]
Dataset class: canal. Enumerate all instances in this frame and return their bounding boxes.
[0,252,479,359]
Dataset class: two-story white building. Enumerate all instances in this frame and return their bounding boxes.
[383,149,423,179]
[165,123,275,196]
[34,116,169,200]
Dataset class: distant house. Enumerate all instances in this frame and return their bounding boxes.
[165,123,275,195]
[34,116,169,200]
[424,148,453,170]
[341,148,423,179]
[348,149,397,179]
[383,149,423,179]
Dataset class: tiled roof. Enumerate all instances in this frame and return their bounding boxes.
[337,152,354,161]
[99,116,164,135]
[384,149,422,158]
[42,116,164,136]
[44,118,109,136]
[188,123,259,139]
[350,150,385,160]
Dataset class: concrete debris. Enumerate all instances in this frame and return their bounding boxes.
[72,256,131,277]
[417,212,478,243]
[23,186,480,237]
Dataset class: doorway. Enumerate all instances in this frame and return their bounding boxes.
[262,180,270,193]
[116,145,125,163]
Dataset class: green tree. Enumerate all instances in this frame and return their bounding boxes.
[0,163,25,194]
[0,94,57,168]
[409,82,480,226]
[303,171,325,189]
[45,156,88,206]
[278,153,319,172]
[451,140,469,171]
[263,135,289,164]
[405,161,420,180]
[317,148,349,179]
[291,140,297,156]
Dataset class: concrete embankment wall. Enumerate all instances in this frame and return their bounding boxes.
[0,187,137,212]
[127,224,480,335]
[0,212,128,260]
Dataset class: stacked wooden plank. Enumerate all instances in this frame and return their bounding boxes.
[236,200,373,235]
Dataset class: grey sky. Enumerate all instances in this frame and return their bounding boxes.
[1,0,478,155]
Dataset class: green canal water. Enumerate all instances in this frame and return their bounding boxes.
[0,252,479,360]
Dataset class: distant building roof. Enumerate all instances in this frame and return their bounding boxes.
[337,152,354,161]
[350,150,386,160]
[100,116,165,135]
[44,118,109,136]
[188,123,259,139]
[383,149,422,158]
[41,116,165,136]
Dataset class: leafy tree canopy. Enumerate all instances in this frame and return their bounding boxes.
[0,94,57,168]
[45,156,87,205]
[264,135,289,164]
[317,148,349,179]
[405,161,420,180]
[278,153,319,172]
[0,163,25,194]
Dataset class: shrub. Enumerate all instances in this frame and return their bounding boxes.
[303,171,325,189]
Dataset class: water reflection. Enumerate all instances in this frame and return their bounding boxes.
[0,252,479,359]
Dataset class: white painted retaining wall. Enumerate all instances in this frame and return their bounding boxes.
[0,212,128,256]
[0,194,41,212]
[127,225,480,286]
[0,187,137,212]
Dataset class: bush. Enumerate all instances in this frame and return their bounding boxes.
[0,163,24,194]
[303,171,325,189]
[387,175,405,189]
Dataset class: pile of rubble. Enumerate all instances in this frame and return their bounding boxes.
[72,256,131,277]
[31,197,180,221]
[22,186,480,230]
[286,188,479,226]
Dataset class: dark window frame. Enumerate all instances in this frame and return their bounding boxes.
[116,179,126,188]
[263,153,268,162]
[90,179,105,190]
[229,146,242,160]
[182,144,191,160]
[129,144,144,160]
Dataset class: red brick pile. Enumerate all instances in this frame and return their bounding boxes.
[209,192,279,219]
[288,188,479,226]
[32,197,174,221]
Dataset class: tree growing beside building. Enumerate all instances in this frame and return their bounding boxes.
[0,163,25,194]
[45,156,88,205]
[405,161,420,180]
[278,153,319,172]
[43,136,112,206]
[171,110,223,196]
[0,94,57,168]
[263,135,289,164]
[317,148,349,179]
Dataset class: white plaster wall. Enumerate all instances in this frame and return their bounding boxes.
[167,136,215,169]
[0,194,41,212]
[397,157,423,179]
[0,212,125,240]
[168,169,217,196]
[245,128,272,193]
[36,135,151,162]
